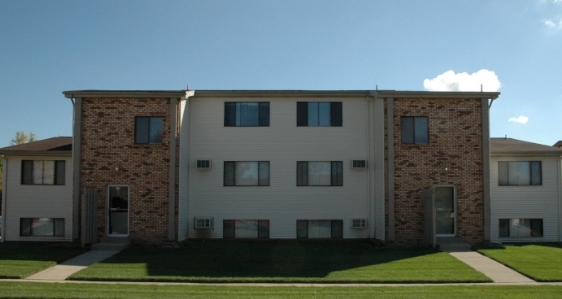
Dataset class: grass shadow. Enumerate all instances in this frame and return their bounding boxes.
[71,240,490,283]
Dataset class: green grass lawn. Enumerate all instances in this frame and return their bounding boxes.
[0,243,86,279]
[478,244,562,282]
[70,240,490,283]
[1,282,562,299]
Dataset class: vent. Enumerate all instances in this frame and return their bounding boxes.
[351,219,367,229]
[351,160,367,169]
[194,217,213,229]
[196,160,212,169]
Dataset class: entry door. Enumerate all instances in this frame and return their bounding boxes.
[107,185,129,236]
[435,186,456,236]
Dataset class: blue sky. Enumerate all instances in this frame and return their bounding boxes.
[1,0,561,146]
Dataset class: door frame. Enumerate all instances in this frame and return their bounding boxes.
[106,185,130,237]
[434,185,457,237]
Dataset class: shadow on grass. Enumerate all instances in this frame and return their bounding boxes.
[0,242,86,262]
[0,242,87,279]
[71,240,485,283]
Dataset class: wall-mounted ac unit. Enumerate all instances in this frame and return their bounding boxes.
[194,217,213,229]
[351,160,367,169]
[351,219,367,229]
[196,160,212,169]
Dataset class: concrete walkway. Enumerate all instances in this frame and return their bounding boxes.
[25,249,121,281]
[447,250,536,284]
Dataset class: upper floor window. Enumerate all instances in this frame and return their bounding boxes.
[401,116,428,144]
[498,161,542,186]
[297,102,342,127]
[224,161,270,186]
[297,161,343,186]
[224,102,270,127]
[135,116,163,144]
[21,160,65,185]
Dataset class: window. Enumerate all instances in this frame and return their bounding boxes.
[297,161,343,186]
[135,117,163,144]
[224,161,270,186]
[296,220,343,239]
[224,102,270,127]
[21,160,65,185]
[20,218,65,236]
[401,117,429,144]
[499,219,543,237]
[498,161,542,186]
[297,102,342,126]
[223,220,269,239]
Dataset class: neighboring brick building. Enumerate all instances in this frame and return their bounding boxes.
[64,89,498,246]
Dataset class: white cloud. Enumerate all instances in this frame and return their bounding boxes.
[508,116,529,124]
[544,17,562,29]
[423,69,501,92]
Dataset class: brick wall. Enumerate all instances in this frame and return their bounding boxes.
[391,98,484,246]
[81,98,172,244]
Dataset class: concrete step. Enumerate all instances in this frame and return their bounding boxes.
[91,237,130,251]
[437,237,471,252]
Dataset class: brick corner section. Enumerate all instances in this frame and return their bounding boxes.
[391,98,484,246]
[80,97,173,244]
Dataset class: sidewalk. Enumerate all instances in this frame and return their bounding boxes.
[447,250,536,284]
[25,249,121,281]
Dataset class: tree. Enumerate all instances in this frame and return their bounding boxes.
[11,131,36,145]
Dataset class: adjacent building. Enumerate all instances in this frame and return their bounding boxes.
[0,137,73,241]
[490,138,562,243]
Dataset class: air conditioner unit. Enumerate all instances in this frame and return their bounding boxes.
[194,217,213,229]
[196,160,212,169]
[351,219,367,229]
[351,160,367,169]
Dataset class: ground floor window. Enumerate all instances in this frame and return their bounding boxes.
[20,218,64,236]
[223,220,269,239]
[499,219,543,237]
[296,220,343,239]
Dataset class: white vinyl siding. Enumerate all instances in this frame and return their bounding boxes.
[2,156,72,242]
[182,96,373,239]
[490,156,561,243]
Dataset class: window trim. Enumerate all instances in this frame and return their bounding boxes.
[21,160,65,185]
[498,161,542,186]
[223,219,270,239]
[499,218,543,238]
[297,161,343,186]
[135,116,164,144]
[224,102,270,127]
[296,102,342,127]
[223,161,270,186]
[401,116,429,144]
[20,218,65,237]
[296,220,343,239]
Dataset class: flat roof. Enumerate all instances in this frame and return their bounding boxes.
[63,89,500,99]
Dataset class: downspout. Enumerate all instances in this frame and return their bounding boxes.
[168,98,179,242]
[366,95,373,238]
[1,156,7,242]
[168,90,195,242]
[482,100,490,242]
[558,155,562,242]
[70,97,83,242]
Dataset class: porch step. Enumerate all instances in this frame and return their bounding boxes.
[91,237,131,251]
[437,237,471,252]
